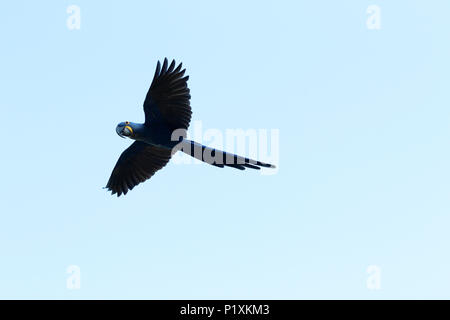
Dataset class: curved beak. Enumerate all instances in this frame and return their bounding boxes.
[123,126,133,136]
[116,125,133,138]
[116,126,125,138]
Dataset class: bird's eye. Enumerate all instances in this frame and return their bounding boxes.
[125,121,130,125]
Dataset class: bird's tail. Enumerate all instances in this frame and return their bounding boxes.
[175,139,275,170]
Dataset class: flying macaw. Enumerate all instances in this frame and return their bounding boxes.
[106,58,275,196]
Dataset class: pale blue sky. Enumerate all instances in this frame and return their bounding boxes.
[0,1,449,299]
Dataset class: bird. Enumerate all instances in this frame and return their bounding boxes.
[105,58,275,196]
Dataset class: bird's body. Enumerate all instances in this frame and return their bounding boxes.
[106,58,275,196]
[121,122,177,149]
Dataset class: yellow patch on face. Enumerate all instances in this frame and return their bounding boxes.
[125,125,133,134]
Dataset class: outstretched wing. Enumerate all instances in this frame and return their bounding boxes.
[143,58,192,130]
[106,141,172,196]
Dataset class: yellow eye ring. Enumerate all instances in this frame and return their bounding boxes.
[125,121,130,125]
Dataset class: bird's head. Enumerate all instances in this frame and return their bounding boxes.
[116,121,135,139]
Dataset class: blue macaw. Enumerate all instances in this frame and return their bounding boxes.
[106,58,275,196]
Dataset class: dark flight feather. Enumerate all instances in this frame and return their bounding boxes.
[180,140,275,171]
[144,58,192,130]
[105,141,172,196]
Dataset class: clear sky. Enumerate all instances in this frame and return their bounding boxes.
[0,1,449,299]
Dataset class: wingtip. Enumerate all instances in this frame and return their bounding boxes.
[168,59,176,73]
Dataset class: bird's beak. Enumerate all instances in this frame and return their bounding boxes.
[116,125,133,138]
[116,126,125,138]
[123,126,133,136]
